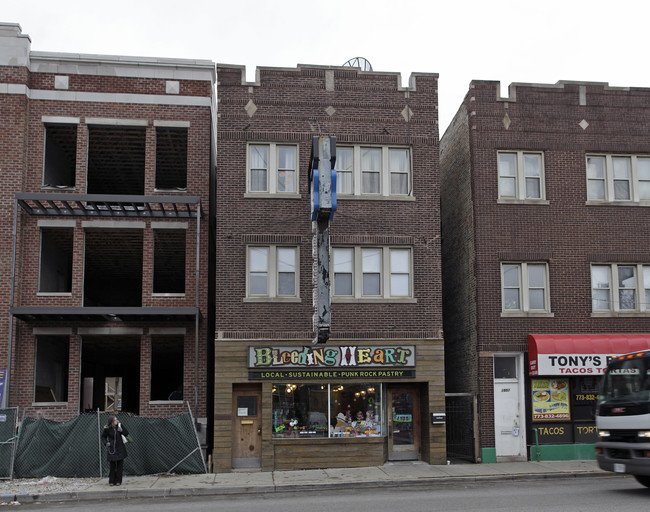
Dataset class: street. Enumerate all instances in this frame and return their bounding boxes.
[18,475,650,511]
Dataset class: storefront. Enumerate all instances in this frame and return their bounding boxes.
[212,340,446,472]
[527,334,650,460]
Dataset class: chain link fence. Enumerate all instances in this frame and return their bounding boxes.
[0,408,18,479]
[7,405,206,479]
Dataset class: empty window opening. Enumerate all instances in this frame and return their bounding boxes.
[35,335,69,402]
[39,228,73,293]
[87,126,146,195]
[151,336,184,401]
[43,124,77,188]
[81,336,140,414]
[153,230,186,294]
[155,128,187,191]
[83,230,143,307]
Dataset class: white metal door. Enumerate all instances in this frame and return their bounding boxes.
[493,355,526,461]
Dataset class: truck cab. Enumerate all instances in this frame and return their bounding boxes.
[596,350,650,487]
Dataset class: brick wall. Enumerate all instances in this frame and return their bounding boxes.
[216,65,442,339]
[441,79,650,451]
[440,103,479,395]
[0,46,214,421]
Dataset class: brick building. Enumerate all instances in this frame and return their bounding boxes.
[213,64,444,471]
[440,80,650,462]
[0,24,215,438]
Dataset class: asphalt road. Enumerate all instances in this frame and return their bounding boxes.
[18,475,650,511]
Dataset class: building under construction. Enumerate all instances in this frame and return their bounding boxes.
[0,24,215,442]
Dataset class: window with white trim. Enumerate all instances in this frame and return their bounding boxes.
[333,246,412,299]
[501,262,550,313]
[337,147,353,195]
[247,144,298,195]
[335,146,411,197]
[591,263,650,312]
[247,245,299,298]
[586,154,650,202]
[498,151,544,200]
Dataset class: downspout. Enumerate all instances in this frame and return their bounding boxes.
[3,199,19,409]
[194,202,201,415]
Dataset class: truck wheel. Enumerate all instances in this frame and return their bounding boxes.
[633,475,650,488]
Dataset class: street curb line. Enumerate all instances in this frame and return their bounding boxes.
[2,470,614,504]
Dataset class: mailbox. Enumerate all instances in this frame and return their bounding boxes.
[431,412,446,425]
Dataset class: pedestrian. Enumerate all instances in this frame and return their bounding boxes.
[101,416,129,486]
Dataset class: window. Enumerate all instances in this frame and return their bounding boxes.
[35,336,69,402]
[335,146,411,197]
[336,147,353,195]
[390,149,410,195]
[39,228,73,293]
[333,247,412,299]
[150,336,184,401]
[84,229,143,307]
[155,127,187,191]
[494,356,517,379]
[43,124,77,188]
[362,148,381,194]
[586,154,650,203]
[153,229,186,294]
[498,151,544,200]
[87,126,146,195]
[272,383,383,438]
[247,144,298,195]
[501,263,550,313]
[333,248,353,296]
[591,264,650,313]
[247,245,298,299]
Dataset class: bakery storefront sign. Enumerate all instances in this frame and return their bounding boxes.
[248,345,416,379]
[528,334,650,376]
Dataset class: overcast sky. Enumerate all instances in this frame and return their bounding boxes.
[4,0,647,134]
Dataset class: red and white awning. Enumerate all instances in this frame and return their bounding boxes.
[528,334,650,376]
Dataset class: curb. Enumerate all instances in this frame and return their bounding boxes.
[4,470,613,504]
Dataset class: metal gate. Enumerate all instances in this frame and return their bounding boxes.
[445,393,478,462]
[0,408,18,479]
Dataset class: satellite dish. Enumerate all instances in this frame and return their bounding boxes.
[343,57,373,72]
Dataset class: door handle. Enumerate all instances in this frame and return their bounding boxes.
[257,428,262,436]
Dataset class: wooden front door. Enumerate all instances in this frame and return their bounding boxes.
[232,384,262,469]
[388,386,420,461]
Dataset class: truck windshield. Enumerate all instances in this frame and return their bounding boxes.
[600,357,650,403]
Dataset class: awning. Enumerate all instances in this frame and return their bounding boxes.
[528,334,650,376]
[11,306,200,323]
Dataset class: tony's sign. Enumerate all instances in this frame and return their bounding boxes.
[530,354,614,375]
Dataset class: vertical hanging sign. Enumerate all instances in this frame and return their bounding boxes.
[309,136,337,344]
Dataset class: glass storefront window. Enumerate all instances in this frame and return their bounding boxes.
[272,384,329,438]
[272,383,384,438]
[331,383,382,437]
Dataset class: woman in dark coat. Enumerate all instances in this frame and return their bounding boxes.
[101,416,129,486]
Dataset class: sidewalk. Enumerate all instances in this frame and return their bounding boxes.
[1,460,611,505]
